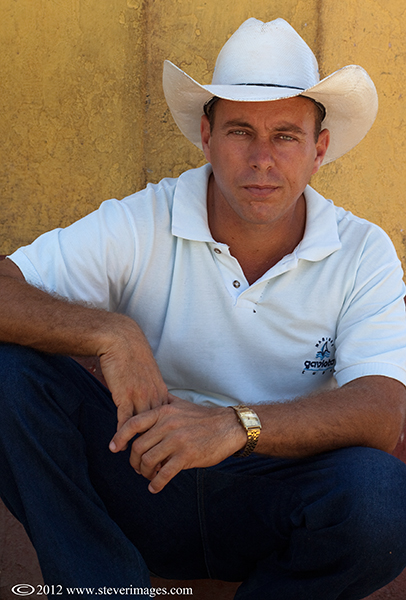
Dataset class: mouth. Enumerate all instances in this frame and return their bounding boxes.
[243,184,280,198]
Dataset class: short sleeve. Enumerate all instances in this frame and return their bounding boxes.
[334,224,406,387]
[8,199,137,312]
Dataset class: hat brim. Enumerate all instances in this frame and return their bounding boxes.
[163,60,378,165]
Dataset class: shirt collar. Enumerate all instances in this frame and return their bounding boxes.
[297,185,342,261]
[171,163,215,242]
[171,164,342,261]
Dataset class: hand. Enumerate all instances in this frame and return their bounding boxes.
[109,394,247,493]
[98,315,168,431]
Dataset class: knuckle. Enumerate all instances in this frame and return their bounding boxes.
[142,452,158,470]
[173,429,188,446]
[125,414,139,430]
[159,383,169,397]
[130,436,143,455]
[159,403,177,420]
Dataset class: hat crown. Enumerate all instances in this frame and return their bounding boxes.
[162,17,378,165]
[212,18,320,91]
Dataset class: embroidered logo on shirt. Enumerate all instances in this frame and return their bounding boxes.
[302,337,336,375]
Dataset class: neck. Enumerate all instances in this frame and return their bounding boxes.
[207,176,306,285]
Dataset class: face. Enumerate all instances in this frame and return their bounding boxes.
[201,97,329,231]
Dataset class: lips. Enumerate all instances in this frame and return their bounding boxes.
[243,184,280,198]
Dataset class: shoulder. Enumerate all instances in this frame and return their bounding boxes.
[307,185,398,258]
[334,204,389,239]
[117,174,179,223]
[333,207,400,276]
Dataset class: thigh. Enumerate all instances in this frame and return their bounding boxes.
[81,399,208,579]
[198,448,406,584]
[0,344,208,580]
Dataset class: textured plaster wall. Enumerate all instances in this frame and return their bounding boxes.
[312,0,406,267]
[0,0,146,251]
[1,0,406,271]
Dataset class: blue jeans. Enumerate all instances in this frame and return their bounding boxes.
[1,344,406,599]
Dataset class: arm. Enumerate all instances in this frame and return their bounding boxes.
[111,374,406,493]
[0,258,168,426]
[255,375,406,457]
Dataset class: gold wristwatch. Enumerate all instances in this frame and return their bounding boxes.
[231,405,262,457]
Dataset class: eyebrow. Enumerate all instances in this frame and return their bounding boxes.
[222,120,254,129]
[222,119,307,136]
[273,122,307,135]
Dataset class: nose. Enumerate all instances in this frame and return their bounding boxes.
[249,138,275,171]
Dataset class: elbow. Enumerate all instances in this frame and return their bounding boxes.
[370,402,406,454]
[349,376,406,454]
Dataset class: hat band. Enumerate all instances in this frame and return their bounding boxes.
[234,84,326,120]
[203,83,306,116]
[235,83,305,90]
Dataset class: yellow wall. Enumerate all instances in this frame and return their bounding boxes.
[1,0,406,269]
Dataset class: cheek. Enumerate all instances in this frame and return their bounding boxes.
[210,148,239,180]
[282,149,317,179]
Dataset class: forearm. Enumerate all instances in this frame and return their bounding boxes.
[253,376,406,457]
[0,263,168,417]
[110,377,406,494]
[0,272,135,356]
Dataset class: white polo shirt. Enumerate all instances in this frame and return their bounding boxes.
[10,164,406,407]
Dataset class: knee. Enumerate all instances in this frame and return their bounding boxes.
[0,344,46,418]
[0,344,110,431]
[0,343,50,396]
[0,343,37,392]
[0,343,75,416]
[297,447,406,559]
[0,341,44,367]
[334,447,406,571]
[337,447,406,523]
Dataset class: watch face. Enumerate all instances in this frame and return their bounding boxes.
[239,409,261,429]
[243,414,261,428]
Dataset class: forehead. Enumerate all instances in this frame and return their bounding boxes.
[213,96,317,128]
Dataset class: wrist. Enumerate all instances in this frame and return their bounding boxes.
[226,407,248,454]
[96,313,147,356]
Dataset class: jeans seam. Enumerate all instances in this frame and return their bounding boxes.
[196,468,214,579]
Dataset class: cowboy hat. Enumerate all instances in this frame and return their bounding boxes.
[162,18,378,165]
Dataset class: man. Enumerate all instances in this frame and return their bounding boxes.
[1,17,406,600]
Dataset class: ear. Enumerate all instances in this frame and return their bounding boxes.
[312,129,330,175]
[200,114,211,163]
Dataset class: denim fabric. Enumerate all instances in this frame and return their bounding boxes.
[1,343,406,599]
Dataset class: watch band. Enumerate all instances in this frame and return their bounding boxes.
[231,404,262,457]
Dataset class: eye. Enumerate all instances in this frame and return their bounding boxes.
[277,134,295,141]
[230,130,248,136]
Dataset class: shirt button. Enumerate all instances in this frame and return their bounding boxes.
[214,248,222,254]
[233,280,241,288]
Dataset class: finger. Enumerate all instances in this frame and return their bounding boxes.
[116,400,136,433]
[128,380,167,413]
[109,409,158,452]
[131,446,164,480]
[147,457,183,494]
[99,340,168,416]
[129,429,167,474]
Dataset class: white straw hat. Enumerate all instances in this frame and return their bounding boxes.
[162,18,378,165]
